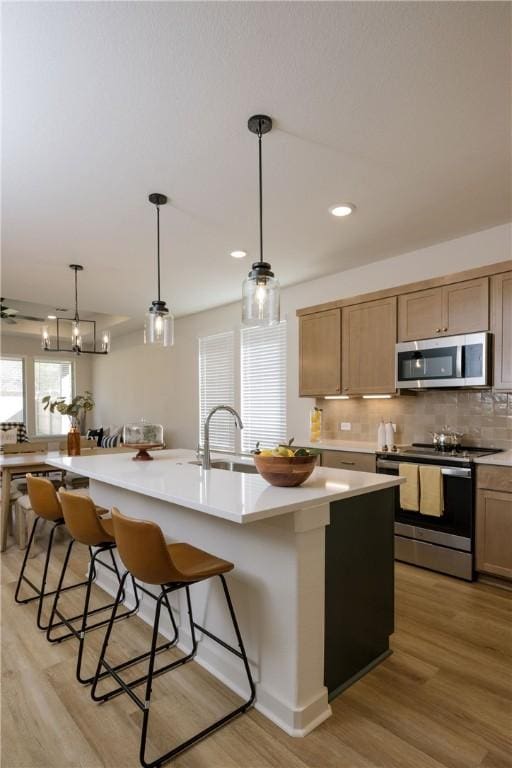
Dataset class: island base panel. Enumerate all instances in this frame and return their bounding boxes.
[325,488,395,695]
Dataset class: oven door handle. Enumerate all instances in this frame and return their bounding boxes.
[376,459,471,478]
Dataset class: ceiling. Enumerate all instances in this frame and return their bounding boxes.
[2,1,511,329]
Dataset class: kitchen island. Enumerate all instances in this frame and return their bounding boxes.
[47,449,403,736]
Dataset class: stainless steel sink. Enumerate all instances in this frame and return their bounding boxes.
[188,459,258,474]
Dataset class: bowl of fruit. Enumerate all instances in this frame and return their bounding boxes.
[252,439,319,487]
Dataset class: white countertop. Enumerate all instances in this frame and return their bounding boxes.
[47,449,403,525]
[474,450,512,467]
[294,439,379,454]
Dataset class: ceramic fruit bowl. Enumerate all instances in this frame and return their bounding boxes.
[253,454,318,487]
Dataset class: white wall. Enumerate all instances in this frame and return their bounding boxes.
[0,334,93,436]
[91,223,511,448]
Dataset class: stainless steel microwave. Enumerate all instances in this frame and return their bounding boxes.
[396,332,490,389]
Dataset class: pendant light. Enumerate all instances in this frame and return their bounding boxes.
[145,193,174,347]
[41,264,110,355]
[242,115,280,326]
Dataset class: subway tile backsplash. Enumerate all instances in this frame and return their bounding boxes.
[317,391,512,450]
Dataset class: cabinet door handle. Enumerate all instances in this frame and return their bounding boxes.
[435,328,441,333]
[442,327,448,332]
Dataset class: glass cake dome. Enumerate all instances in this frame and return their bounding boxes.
[123,420,163,446]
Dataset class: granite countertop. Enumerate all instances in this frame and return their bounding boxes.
[474,450,512,467]
[46,448,403,525]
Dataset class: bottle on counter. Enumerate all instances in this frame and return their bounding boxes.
[377,419,386,450]
[309,407,322,443]
[385,421,395,449]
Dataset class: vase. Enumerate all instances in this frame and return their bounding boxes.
[67,425,81,456]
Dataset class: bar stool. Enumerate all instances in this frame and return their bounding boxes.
[91,507,256,768]
[46,491,149,684]
[14,475,96,629]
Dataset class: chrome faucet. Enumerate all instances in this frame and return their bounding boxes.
[202,405,243,470]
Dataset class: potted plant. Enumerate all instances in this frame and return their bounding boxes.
[42,391,95,456]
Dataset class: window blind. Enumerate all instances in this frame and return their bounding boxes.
[198,331,235,451]
[241,322,287,452]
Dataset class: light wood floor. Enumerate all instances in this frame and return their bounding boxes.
[1,526,511,768]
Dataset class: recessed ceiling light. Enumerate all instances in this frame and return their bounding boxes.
[230,250,247,259]
[329,203,356,217]
[47,315,57,319]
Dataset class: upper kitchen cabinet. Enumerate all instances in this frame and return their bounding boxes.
[491,271,512,391]
[398,277,489,342]
[397,287,443,342]
[299,309,341,396]
[443,278,489,335]
[341,297,397,395]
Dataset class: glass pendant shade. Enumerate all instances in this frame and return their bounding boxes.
[41,325,50,350]
[242,264,280,326]
[145,301,174,347]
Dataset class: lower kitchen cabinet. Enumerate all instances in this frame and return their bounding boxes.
[476,466,512,581]
[321,450,376,473]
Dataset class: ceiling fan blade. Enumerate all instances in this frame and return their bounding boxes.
[17,314,46,322]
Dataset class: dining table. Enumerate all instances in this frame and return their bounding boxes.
[0,452,61,551]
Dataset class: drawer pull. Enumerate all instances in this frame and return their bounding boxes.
[339,460,355,466]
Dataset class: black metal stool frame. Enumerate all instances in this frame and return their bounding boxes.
[46,539,157,684]
[14,516,94,630]
[91,571,256,768]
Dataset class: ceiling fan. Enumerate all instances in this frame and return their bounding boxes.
[0,298,45,324]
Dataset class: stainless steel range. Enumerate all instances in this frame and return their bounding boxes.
[376,443,502,581]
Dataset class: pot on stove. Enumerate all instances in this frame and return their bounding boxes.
[430,427,464,450]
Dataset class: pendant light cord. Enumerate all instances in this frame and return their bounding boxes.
[74,267,79,322]
[156,204,161,302]
[258,122,263,264]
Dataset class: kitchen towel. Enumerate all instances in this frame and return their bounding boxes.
[419,465,444,517]
[399,463,419,511]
